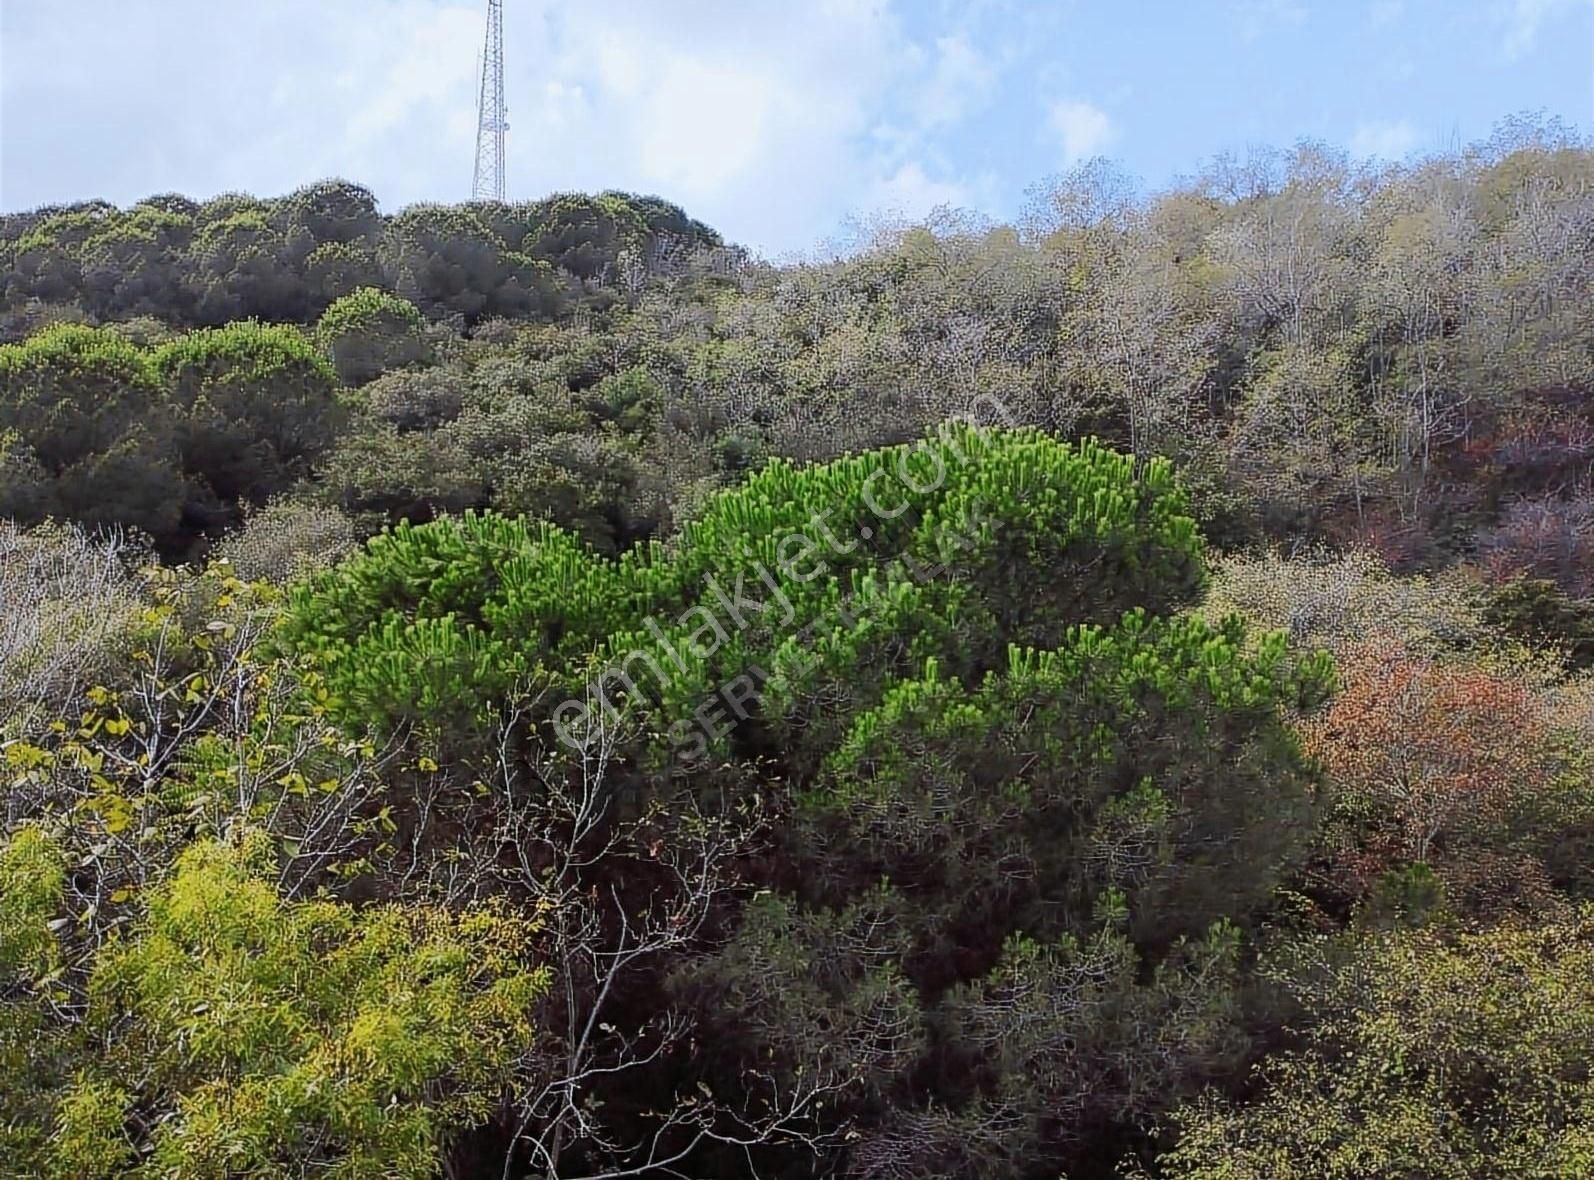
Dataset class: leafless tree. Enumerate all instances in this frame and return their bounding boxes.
[382,690,847,1179]
[0,521,146,718]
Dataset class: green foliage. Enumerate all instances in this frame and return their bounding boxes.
[5,135,1592,1178]
[0,427,50,520]
[0,323,164,472]
[922,917,1247,1174]
[358,366,466,433]
[3,142,1580,569]
[488,430,648,553]
[0,323,185,541]
[280,180,381,248]
[186,209,304,324]
[0,187,718,343]
[319,286,425,338]
[1145,913,1594,1179]
[520,192,648,280]
[0,828,70,1175]
[280,427,1331,1171]
[307,330,673,548]
[0,831,548,1180]
[304,239,383,307]
[281,510,638,734]
[317,287,431,385]
[0,827,64,985]
[0,318,349,550]
[812,616,1328,941]
[316,422,488,529]
[153,319,345,506]
[684,613,1327,1174]
[283,427,1210,750]
[379,204,560,324]
[1483,577,1594,671]
[671,890,926,1106]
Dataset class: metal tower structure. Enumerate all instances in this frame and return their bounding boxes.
[472,0,508,202]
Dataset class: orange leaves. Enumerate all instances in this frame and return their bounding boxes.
[1303,640,1560,898]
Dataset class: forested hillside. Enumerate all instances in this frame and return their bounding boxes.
[3,117,1593,1179]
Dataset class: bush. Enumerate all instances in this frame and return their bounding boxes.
[1483,577,1594,670]
[153,320,346,508]
[280,428,1332,1172]
[0,521,147,720]
[1301,640,1588,916]
[0,830,549,1180]
[282,426,1213,744]
[1481,496,1594,598]
[361,367,466,433]
[0,324,185,544]
[213,498,361,583]
[0,428,51,522]
[1203,546,1486,657]
[315,423,486,528]
[1145,914,1594,1180]
[0,828,69,1174]
[317,287,432,385]
[683,614,1328,1175]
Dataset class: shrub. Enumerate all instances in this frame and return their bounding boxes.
[315,423,486,528]
[1301,640,1587,916]
[153,320,346,508]
[0,828,69,1173]
[681,613,1328,1175]
[0,830,549,1180]
[214,498,361,583]
[1203,546,1486,657]
[361,366,466,433]
[317,286,432,385]
[1483,576,1594,670]
[280,428,1333,1172]
[1481,495,1594,598]
[0,521,147,720]
[281,426,1212,745]
[0,324,184,543]
[1145,913,1594,1180]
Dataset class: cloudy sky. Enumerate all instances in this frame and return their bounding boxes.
[2,0,1591,256]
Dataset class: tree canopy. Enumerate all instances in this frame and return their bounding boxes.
[2,120,1593,1179]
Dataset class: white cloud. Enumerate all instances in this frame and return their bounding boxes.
[862,161,974,219]
[1350,118,1419,159]
[345,7,482,146]
[1499,0,1590,59]
[498,1,924,253]
[1049,100,1115,166]
[630,60,782,198]
[0,0,487,209]
[0,0,983,255]
[915,34,997,128]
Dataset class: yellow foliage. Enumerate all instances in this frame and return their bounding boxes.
[14,832,550,1180]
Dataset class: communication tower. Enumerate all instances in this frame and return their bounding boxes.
[472,0,507,201]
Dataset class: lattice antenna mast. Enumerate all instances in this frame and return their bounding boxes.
[472,0,508,201]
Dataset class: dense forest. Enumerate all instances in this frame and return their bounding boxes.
[3,114,1594,1179]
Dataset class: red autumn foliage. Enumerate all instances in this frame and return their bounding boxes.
[1302,641,1561,910]
[1481,495,1594,598]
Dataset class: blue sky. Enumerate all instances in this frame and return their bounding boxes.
[2,0,1591,257]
